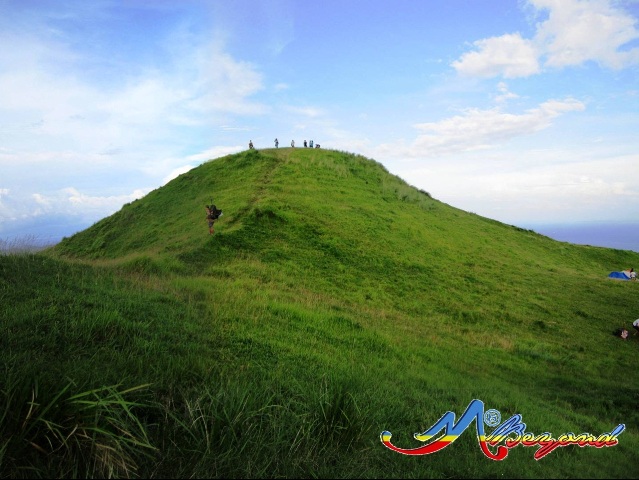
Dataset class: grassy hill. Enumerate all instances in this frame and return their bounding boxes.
[2,148,639,478]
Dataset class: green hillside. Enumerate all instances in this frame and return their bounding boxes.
[2,148,638,478]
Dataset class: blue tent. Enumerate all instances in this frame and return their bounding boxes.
[608,271,631,280]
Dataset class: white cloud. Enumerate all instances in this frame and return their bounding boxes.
[140,146,244,182]
[162,165,195,185]
[532,0,639,69]
[494,82,520,103]
[283,105,326,118]
[452,33,541,78]
[452,0,639,78]
[61,187,147,211]
[0,23,266,152]
[261,0,295,56]
[0,15,266,230]
[0,6,267,121]
[184,47,266,116]
[0,186,148,236]
[403,98,585,157]
[185,146,244,163]
[392,151,639,224]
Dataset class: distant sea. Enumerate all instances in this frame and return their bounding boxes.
[522,222,639,254]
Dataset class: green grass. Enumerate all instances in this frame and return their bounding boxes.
[2,148,639,478]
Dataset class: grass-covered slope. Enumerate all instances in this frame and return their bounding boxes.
[3,148,639,478]
[55,147,639,312]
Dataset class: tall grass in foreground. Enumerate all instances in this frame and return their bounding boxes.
[0,378,154,479]
[0,373,370,478]
[149,375,369,479]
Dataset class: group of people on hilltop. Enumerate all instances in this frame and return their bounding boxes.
[249,139,320,149]
[283,138,320,149]
[289,139,320,148]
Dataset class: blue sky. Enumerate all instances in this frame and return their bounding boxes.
[1,0,638,243]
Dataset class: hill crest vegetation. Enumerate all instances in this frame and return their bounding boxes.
[2,148,638,478]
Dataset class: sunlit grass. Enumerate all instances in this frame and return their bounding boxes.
[2,148,638,478]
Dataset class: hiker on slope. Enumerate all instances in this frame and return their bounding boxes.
[205,204,223,235]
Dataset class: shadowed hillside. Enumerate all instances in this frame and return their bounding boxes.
[3,148,638,478]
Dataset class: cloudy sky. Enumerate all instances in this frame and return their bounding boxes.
[1,0,638,243]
